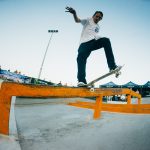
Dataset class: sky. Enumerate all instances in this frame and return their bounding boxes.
[0,0,150,86]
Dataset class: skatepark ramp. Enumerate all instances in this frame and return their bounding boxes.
[0,81,149,135]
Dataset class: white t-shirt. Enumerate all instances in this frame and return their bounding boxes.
[80,18,100,44]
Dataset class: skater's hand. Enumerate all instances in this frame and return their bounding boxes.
[65,6,80,23]
[65,6,76,14]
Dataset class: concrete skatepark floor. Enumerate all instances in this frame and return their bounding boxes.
[1,97,150,150]
[15,97,150,150]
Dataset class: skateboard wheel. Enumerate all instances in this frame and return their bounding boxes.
[90,88,95,92]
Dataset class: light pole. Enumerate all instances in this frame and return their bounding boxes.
[38,30,58,79]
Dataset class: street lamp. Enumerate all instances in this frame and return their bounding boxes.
[38,30,58,79]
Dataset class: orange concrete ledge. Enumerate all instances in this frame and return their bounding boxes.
[0,81,142,135]
[68,101,150,114]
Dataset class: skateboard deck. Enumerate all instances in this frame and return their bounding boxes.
[86,65,124,87]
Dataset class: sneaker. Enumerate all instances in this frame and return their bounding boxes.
[77,82,87,87]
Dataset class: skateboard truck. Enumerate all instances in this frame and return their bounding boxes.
[115,70,121,78]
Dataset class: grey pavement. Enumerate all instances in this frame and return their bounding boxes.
[0,97,150,150]
[0,134,21,150]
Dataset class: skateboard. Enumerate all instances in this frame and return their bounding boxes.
[86,65,124,88]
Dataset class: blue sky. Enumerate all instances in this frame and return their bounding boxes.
[0,0,150,86]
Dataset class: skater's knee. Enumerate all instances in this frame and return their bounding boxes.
[77,51,90,62]
[101,37,111,47]
[103,37,110,43]
[77,53,84,62]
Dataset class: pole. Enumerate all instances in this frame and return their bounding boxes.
[38,30,58,79]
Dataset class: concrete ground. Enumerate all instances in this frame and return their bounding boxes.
[0,134,21,150]
[0,97,150,150]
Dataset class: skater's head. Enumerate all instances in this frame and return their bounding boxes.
[92,11,103,24]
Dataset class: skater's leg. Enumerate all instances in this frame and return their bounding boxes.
[91,38,117,70]
[77,43,91,84]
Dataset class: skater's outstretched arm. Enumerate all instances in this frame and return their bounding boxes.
[65,6,81,23]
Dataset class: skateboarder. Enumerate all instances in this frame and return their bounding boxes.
[66,7,119,87]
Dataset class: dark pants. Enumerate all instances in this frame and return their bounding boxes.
[77,37,116,84]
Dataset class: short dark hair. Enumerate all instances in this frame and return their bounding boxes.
[93,11,103,17]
